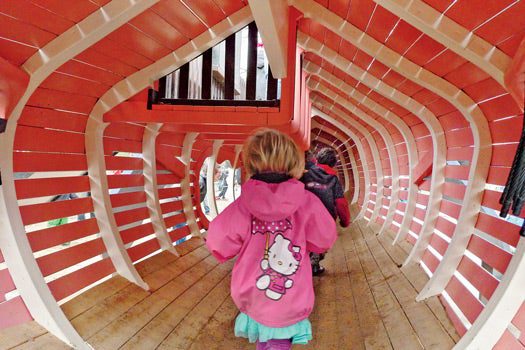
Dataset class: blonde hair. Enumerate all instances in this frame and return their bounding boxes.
[242,128,304,179]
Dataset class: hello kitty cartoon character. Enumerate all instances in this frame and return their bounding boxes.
[256,234,302,301]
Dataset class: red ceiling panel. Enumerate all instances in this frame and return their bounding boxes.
[347,0,376,32]
[75,49,137,78]
[444,62,490,89]
[421,0,454,13]
[152,1,207,39]
[404,35,446,66]
[424,49,467,77]
[0,38,36,66]
[396,79,424,97]
[497,31,525,57]
[474,1,525,46]
[211,0,245,16]
[365,6,399,43]
[0,13,56,48]
[90,38,153,69]
[327,0,352,19]
[384,20,422,54]
[325,29,343,53]
[182,0,225,28]
[30,0,100,23]
[0,0,74,35]
[129,11,188,51]
[105,25,172,62]
[446,0,516,31]
[463,79,508,104]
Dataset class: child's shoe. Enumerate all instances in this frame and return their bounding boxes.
[312,264,325,276]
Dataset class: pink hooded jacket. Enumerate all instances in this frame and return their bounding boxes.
[205,178,337,328]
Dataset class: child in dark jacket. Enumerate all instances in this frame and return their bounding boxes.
[301,147,350,275]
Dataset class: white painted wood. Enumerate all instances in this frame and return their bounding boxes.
[180,132,201,237]
[453,238,525,349]
[208,140,224,219]
[142,123,178,255]
[303,51,419,243]
[347,143,360,204]
[84,5,251,266]
[232,145,243,200]
[305,61,419,238]
[297,29,446,263]
[85,120,150,291]
[93,6,252,119]
[309,80,384,222]
[247,0,288,78]
[0,134,92,350]
[295,1,492,275]
[0,1,161,347]
[306,65,401,233]
[312,106,371,216]
[373,0,510,87]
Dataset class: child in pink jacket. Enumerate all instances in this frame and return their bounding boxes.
[206,129,337,350]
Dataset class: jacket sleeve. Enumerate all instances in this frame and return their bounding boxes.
[205,203,246,263]
[305,194,338,254]
[334,179,351,227]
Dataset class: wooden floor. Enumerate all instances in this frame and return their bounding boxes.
[0,217,459,349]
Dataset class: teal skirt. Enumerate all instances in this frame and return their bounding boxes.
[234,312,312,345]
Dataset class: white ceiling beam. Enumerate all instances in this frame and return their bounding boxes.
[247,0,289,78]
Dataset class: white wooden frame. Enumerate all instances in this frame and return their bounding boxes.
[297,31,446,262]
[207,140,224,219]
[143,123,178,254]
[312,107,371,214]
[310,88,383,222]
[373,0,510,87]
[307,69,401,232]
[0,0,161,347]
[304,61,419,237]
[180,132,201,237]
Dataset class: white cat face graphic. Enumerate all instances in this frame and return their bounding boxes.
[267,234,301,276]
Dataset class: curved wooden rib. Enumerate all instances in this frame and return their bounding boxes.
[347,143,360,204]
[181,133,201,237]
[86,121,150,290]
[311,86,384,222]
[143,123,178,254]
[453,238,525,349]
[0,1,161,347]
[208,140,224,219]
[298,33,445,252]
[373,0,510,87]
[312,106,371,214]
[294,3,492,282]
[305,61,416,236]
[309,79,398,227]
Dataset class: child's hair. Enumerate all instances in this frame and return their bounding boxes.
[316,147,338,167]
[243,128,304,179]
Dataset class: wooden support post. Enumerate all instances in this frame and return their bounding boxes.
[158,76,166,99]
[246,22,258,100]
[267,67,278,100]
[178,63,189,99]
[224,36,236,100]
[201,49,212,100]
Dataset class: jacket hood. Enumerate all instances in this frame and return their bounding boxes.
[239,178,306,221]
[304,165,337,183]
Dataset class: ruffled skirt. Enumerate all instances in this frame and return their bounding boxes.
[234,312,312,345]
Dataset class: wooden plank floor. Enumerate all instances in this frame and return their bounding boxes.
[1,217,459,349]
